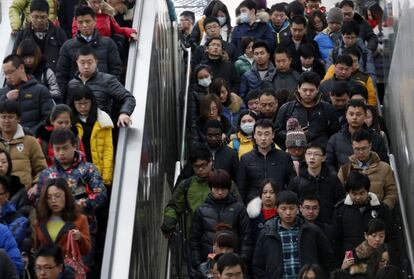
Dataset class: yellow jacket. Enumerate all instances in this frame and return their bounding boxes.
[76,109,114,185]
[9,0,58,31]
[323,65,377,106]
[228,132,281,159]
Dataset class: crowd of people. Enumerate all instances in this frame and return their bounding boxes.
[0,0,137,278]
[165,0,402,278]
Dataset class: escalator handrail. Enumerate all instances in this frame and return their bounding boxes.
[180,47,192,167]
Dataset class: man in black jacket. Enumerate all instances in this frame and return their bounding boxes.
[56,5,122,98]
[13,0,67,71]
[326,99,388,174]
[67,47,135,127]
[237,119,296,203]
[253,191,334,279]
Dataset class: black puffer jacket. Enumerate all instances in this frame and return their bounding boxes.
[274,93,340,148]
[191,40,241,69]
[237,145,296,203]
[252,216,334,279]
[56,29,122,98]
[13,22,68,71]
[326,126,389,174]
[189,193,252,268]
[8,175,31,218]
[288,163,345,224]
[67,71,136,116]
[201,57,240,94]
[0,78,54,135]
[188,83,209,128]
[264,69,300,94]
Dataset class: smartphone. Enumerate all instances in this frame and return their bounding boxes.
[345,250,354,259]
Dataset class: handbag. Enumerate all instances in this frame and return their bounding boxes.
[64,230,89,279]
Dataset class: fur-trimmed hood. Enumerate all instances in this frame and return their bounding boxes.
[247,196,262,218]
[344,192,380,206]
[96,109,114,129]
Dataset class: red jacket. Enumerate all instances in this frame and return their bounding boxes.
[72,13,136,38]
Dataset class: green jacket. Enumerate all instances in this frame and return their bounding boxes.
[9,0,58,31]
[162,176,240,234]
[234,55,253,76]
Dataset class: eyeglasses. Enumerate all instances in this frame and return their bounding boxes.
[34,265,58,273]
[353,146,370,153]
[47,193,64,201]
[305,152,324,157]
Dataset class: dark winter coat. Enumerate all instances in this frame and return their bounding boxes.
[190,193,252,268]
[237,145,296,203]
[0,78,54,135]
[297,59,326,80]
[288,164,345,223]
[274,93,340,148]
[326,126,389,174]
[353,13,378,52]
[264,69,300,94]
[67,71,136,116]
[201,57,240,94]
[190,116,234,148]
[279,36,321,72]
[8,175,31,217]
[191,40,241,69]
[252,216,334,279]
[56,29,122,97]
[188,83,209,128]
[231,22,275,54]
[239,62,275,100]
[319,76,360,102]
[13,22,68,71]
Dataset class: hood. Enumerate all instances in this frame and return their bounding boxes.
[0,124,26,142]
[228,93,244,113]
[268,19,289,33]
[236,132,253,144]
[247,196,262,218]
[294,90,322,107]
[349,151,381,166]
[97,109,114,128]
[344,192,380,206]
[252,61,275,71]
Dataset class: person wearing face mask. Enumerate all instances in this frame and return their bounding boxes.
[188,65,213,128]
[231,0,275,54]
[228,110,258,159]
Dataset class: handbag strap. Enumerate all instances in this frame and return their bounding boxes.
[66,230,82,260]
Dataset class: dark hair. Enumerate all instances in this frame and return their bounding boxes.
[2,54,24,69]
[214,223,237,249]
[335,54,353,67]
[30,0,49,13]
[330,269,353,279]
[259,178,278,197]
[217,252,245,274]
[298,43,316,58]
[239,0,257,12]
[306,142,326,155]
[270,3,287,14]
[365,3,384,25]
[366,105,381,131]
[69,84,98,125]
[0,100,22,117]
[259,88,277,100]
[346,98,367,112]
[351,129,371,144]
[254,118,274,134]
[0,149,13,177]
[199,94,222,120]
[290,15,307,27]
[375,265,402,279]
[331,81,350,97]
[210,1,231,27]
[50,129,78,146]
[35,244,64,266]
[342,46,361,60]
[205,36,223,48]
[300,192,321,205]
[286,1,305,17]
[309,10,328,31]
[274,47,292,58]
[237,110,257,133]
[298,264,325,279]
[50,104,73,123]
[180,11,195,23]
[76,46,97,60]
[275,88,290,107]
[246,89,260,102]
[345,171,370,192]
[204,119,223,133]
[341,20,360,36]
[276,190,299,207]
[75,5,96,18]
[365,218,386,235]
[37,178,80,223]
[0,175,10,193]
[241,37,255,53]
[350,84,368,101]
[203,16,220,29]
[194,64,213,80]
[339,0,354,9]
[188,143,211,164]
[298,71,321,87]
[252,40,270,54]
[208,169,232,190]
[209,78,230,104]
[16,39,42,70]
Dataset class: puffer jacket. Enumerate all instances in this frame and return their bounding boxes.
[0,78,54,135]
[279,36,321,72]
[13,22,67,71]
[37,151,107,213]
[274,92,340,148]
[76,109,114,185]
[222,93,245,128]
[0,202,29,249]
[9,0,58,31]
[0,249,19,279]
[326,126,389,174]
[56,29,122,97]
[268,19,290,48]
[253,216,334,279]
[190,193,252,268]
[201,57,240,94]
[234,55,253,76]
[192,40,241,70]
[264,69,300,94]
[237,145,296,203]
[190,116,234,149]
[314,28,342,63]
[26,57,61,102]
[239,62,275,100]
[187,83,208,128]
[228,132,254,159]
[0,224,24,275]
[231,22,275,53]
[338,152,397,209]
[0,125,47,189]
[8,175,31,216]
[288,163,345,224]
[67,71,136,116]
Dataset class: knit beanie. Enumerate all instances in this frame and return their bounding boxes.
[285,118,307,148]
[327,7,344,23]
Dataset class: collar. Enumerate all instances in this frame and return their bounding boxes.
[80,34,93,42]
[344,192,381,206]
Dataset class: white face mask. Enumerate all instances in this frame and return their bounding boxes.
[240,122,255,135]
[217,16,226,26]
[198,76,212,87]
[240,12,250,24]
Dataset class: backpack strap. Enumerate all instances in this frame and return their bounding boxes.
[232,138,240,152]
